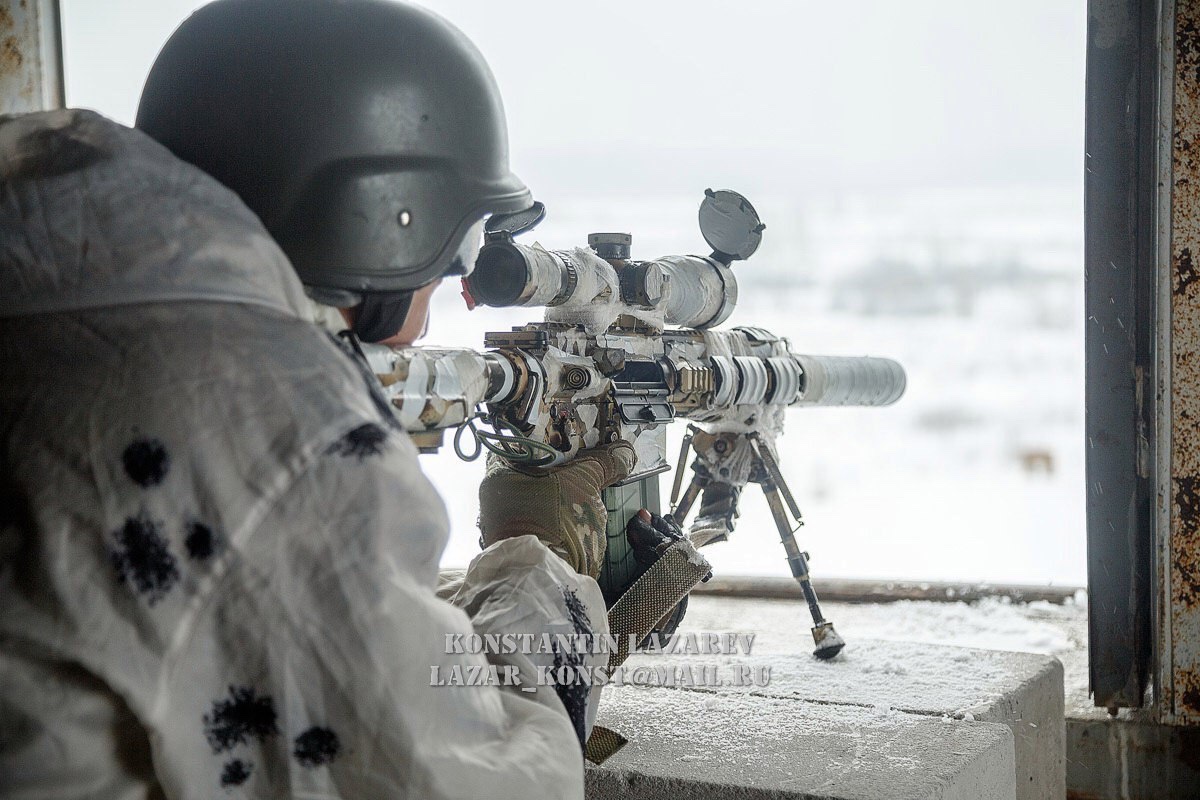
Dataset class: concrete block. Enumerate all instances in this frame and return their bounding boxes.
[607,639,1063,800]
[587,685,1016,800]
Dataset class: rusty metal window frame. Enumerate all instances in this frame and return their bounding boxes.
[0,0,64,114]
[1158,0,1200,725]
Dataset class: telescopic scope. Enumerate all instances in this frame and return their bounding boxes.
[464,189,765,330]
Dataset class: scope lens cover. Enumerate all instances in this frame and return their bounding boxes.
[699,189,764,262]
[484,201,546,237]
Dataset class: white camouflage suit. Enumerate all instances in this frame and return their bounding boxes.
[0,110,608,799]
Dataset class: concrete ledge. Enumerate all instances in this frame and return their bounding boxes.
[691,576,1082,605]
[587,686,1015,800]
[586,640,1064,800]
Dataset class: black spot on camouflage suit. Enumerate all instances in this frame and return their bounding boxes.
[220,759,252,787]
[184,520,220,561]
[551,588,592,747]
[551,644,589,747]
[110,511,179,605]
[326,423,388,461]
[203,686,279,753]
[293,726,341,768]
[561,588,591,637]
[122,438,170,487]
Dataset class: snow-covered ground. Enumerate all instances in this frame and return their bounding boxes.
[420,184,1085,587]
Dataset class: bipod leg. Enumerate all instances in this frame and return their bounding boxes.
[670,475,704,526]
[751,441,844,660]
[668,428,704,525]
[669,428,696,510]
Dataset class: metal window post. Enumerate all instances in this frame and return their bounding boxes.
[1085,0,1162,713]
[1088,0,1200,724]
[1158,0,1200,726]
[1,0,64,114]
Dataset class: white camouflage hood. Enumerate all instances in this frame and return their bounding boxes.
[0,108,310,318]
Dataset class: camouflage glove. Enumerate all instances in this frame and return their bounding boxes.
[478,442,637,580]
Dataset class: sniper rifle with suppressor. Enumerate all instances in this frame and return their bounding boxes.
[360,189,905,659]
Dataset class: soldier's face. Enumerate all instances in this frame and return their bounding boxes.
[357,219,485,346]
[376,279,441,347]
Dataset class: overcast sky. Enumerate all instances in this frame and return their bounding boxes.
[61,1,1085,199]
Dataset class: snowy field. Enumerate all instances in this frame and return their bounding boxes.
[418,184,1085,587]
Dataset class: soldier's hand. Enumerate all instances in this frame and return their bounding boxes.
[625,510,687,574]
[478,442,636,580]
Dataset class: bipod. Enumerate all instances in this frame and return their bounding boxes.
[669,426,845,660]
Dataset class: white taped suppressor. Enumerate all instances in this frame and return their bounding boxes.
[790,355,906,407]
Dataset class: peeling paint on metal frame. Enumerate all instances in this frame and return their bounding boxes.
[0,0,60,112]
[1179,667,1200,716]
[0,3,32,104]
[1169,0,1200,722]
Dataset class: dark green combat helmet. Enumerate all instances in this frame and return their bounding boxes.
[137,0,531,337]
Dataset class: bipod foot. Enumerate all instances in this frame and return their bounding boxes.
[811,621,845,660]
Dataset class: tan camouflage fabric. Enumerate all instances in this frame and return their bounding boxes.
[478,443,636,580]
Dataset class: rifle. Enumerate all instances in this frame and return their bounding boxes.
[361,190,904,659]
